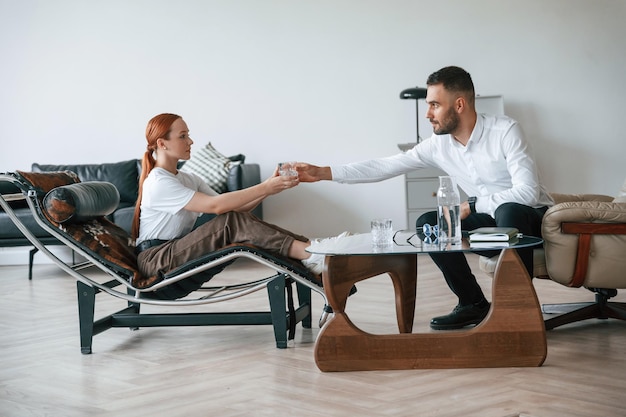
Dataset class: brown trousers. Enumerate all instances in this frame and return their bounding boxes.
[137,211,309,277]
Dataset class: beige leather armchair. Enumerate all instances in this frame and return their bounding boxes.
[479,178,626,330]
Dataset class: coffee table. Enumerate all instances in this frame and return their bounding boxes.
[307,232,546,372]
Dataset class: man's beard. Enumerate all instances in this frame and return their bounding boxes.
[431,107,460,135]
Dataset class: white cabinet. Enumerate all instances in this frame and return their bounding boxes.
[405,168,467,229]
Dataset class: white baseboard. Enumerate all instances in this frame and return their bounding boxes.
[0,246,78,266]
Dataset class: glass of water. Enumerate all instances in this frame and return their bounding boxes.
[371,218,393,247]
[278,161,298,177]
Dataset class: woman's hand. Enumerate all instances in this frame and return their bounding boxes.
[262,168,300,195]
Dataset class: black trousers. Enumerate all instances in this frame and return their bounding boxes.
[415,203,549,306]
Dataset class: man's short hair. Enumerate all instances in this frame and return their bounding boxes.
[426,66,475,104]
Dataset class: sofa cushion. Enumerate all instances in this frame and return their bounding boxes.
[179,143,241,193]
[43,182,120,224]
[32,159,139,206]
[0,207,55,239]
[112,206,135,234]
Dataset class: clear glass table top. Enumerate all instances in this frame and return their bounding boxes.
[307,230,543,256]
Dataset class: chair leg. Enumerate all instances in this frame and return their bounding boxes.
[267,274,288,349]
[544,303,603,330]
[27,247,76,280]
[126,287,140,331]
[77,281,96,354]
[543,289,626,330]
[603,302,626,320]
[28,247,38,280]
[295,281,312,329]
[542,302,593,314]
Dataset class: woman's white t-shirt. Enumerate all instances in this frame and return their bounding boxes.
[138,167,217,244]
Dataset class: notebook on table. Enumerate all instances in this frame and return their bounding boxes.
[468,227,520,242]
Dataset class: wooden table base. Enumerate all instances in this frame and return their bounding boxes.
[314,249,547,372]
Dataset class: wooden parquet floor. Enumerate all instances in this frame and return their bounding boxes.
[1,254,625,417]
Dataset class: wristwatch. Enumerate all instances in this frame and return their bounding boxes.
[468,196,477,214]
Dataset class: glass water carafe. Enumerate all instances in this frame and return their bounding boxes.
[437,176,462,244]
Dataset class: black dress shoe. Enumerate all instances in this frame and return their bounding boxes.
[430,301,491,330]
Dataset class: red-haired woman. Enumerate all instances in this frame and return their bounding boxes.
[132,113,342,281]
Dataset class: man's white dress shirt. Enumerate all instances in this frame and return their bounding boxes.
[331,114,553,217]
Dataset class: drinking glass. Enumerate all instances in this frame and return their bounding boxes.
[278,162,298,177]
[371,218,393,247]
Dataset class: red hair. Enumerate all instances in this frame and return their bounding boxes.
[131,113,182,239]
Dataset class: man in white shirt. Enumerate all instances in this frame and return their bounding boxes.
[297,66,553,330]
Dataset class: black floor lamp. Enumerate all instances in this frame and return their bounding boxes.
[400,87,427,143]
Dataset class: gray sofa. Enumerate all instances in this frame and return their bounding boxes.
[0,156,262,277]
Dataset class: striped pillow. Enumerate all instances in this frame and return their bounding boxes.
[180,143,238,193]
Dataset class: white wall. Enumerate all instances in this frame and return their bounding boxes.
[1,0,625,243]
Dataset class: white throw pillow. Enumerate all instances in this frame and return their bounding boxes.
[180,143,239,193]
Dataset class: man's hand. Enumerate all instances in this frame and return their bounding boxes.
[294,163,332,182]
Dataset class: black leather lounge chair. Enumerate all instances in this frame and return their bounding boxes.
[0,170,331,354]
